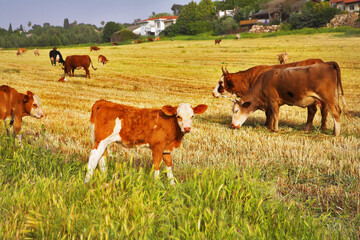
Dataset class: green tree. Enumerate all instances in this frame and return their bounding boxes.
[64,18,70,29]
[19,25,24,32]
[198,0,216,21]
[149,12,173,18]
[8,23,12,32]
[171,4,184,15]
[27,21,32,31]
[102,21,122,42]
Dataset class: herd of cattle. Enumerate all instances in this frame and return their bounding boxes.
[1,44,347,184]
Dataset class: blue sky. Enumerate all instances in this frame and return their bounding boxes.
[0,0,199,30]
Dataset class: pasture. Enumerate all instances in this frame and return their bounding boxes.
[0,33,360,238]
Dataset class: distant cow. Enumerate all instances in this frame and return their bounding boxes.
[235,34,240,39]
[154,37,161,41]
[231,62,346,136]
[16,48,27,56]
[137,40,143,44]
[278,52,289,64]
[90,46,100,51]
[112,42,118,46]
[131,40,136,44]
[213,59,327,131]
[215,39,221,45]
[64,55,97,78]
[0,85,43,140]
[98,55,109,66]
[147,38,153,42]
[33,49,40,56]
[49,47,65,66]
[58,76,67,82]
[85,100,208,184]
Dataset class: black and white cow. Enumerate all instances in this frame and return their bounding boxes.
[49,47,65,66]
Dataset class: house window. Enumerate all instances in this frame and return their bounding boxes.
[157,22,160,28]
[350,5,354,10]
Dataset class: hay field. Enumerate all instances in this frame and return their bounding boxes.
[0,33,360,237]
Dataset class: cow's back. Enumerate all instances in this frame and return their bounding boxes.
[0,85,19,119]
[66,55,91,68]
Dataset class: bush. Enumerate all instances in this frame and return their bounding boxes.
[112,29,139,41]
[161,23,181,37]
[213,16,239,35]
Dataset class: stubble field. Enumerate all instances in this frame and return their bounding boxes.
[0,33,360,238]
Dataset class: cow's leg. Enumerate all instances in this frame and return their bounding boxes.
[151,144,166,180]
[327,103,341,136]
[162,152,175,185]
[12,116,23,144]
[86,68,90,78]
[264,109,271,129]
[319,101,328,131]
[269,102,279,132]
[71,69,75,77]
[99,149,108,174]
[305,104,317,132]
[85,142,107,183]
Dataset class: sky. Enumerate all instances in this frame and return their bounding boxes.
[0,0,199,30]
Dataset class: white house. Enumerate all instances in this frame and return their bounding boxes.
[139,16,178,36]
[330,0,360,12]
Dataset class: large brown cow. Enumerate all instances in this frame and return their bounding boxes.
[90,46,100,51]
[63,55,97,78]
[213,59,327,131]
[85,100,208,184]
[0,85,43,141]
[231,62,346,136]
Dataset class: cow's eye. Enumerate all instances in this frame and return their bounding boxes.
[176,116,182,121]
[235,109,239,113]
[33,104,38,108]
[191,115,194,118]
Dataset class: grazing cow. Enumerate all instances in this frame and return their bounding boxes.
[213,59,327,131]
[0,85,43,140]
[215,39,221,45]
[278,52,289,64]
[154,37,161,41]
[147,38,153,42]
[16,48,27,56]
[63,55,97,78]
[231,62,346,136]
[33,49,40,56]
[90,46,100,51]
[131,40,136,44]
[49,47,65,66]
[112,42,118,46]
[85,100,208,184]
[137,39,143,44]
[98,55,109,66]
[235,34,240,39]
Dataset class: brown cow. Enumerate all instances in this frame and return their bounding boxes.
[137,40,143,44]
[33,49,40,56]
[63,55,97,78]
[147,38,153,42]
[90,46,100,51]
[112,42,118,46]
[215,39,221,45]
[0,85,43,140]
[132,40,136,44]
[213,59,327,131]
[231,62,346,136]
[154,37,161,41]
[98,55,109,66]
[85,100,208,184]
[278,52,288,64]
[16,48,28,56]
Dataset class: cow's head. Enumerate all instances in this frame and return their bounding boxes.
[23,91,44,119]
[162,103,208,133]
[212,66,234,98]
[231,98,255,129]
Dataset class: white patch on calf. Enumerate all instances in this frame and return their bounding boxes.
[85,118,122,182]
[176,103,195,132]
[30,95,44,119]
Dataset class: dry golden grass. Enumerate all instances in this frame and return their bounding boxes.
[1,33,359,215]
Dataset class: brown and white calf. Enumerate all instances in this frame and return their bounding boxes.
[277,52,288,64]
[0,85,43,140]
[231,62,346,136]
[98,55,109,66]
[85,100,208,184]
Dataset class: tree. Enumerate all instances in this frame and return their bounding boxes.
[27,21,32,31]
[43,22,50,27]
[171,4,184,15]
[64,18,70,29]
[19,25,24,32]
[101,21,105,27]
[149,12,173,18]
[8,23,12,32]
[102,21,122,42]
[72,20,77,27]
[133,18,141,24]
[198,0,216,21]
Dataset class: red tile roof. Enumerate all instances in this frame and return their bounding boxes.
[342,0,360,3]
[329,0,344,3]
[143,16,178,22]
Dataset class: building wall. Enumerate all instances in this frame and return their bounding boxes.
[345,3,360,12]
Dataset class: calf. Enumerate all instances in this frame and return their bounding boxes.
[0,85,43,139]
[215,39,221,45]
[98,55,109,66]
[90,46,100,51]
[231,62,346,136]
[85,100,208,184]
[278,52,288,64]
[33,49,40,56]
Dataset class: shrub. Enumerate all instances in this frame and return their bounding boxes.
[112,29,139,41]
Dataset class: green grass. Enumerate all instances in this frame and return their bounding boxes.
[0,134,349,239]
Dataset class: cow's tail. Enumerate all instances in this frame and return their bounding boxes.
[330,61,347,113]
[89,57,97,71]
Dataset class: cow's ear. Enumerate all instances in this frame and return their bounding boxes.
[193,104,208,114]
[221,66,226,75]
[242,102,251,108]
[23,95,29,103]
[162,105,177,116]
